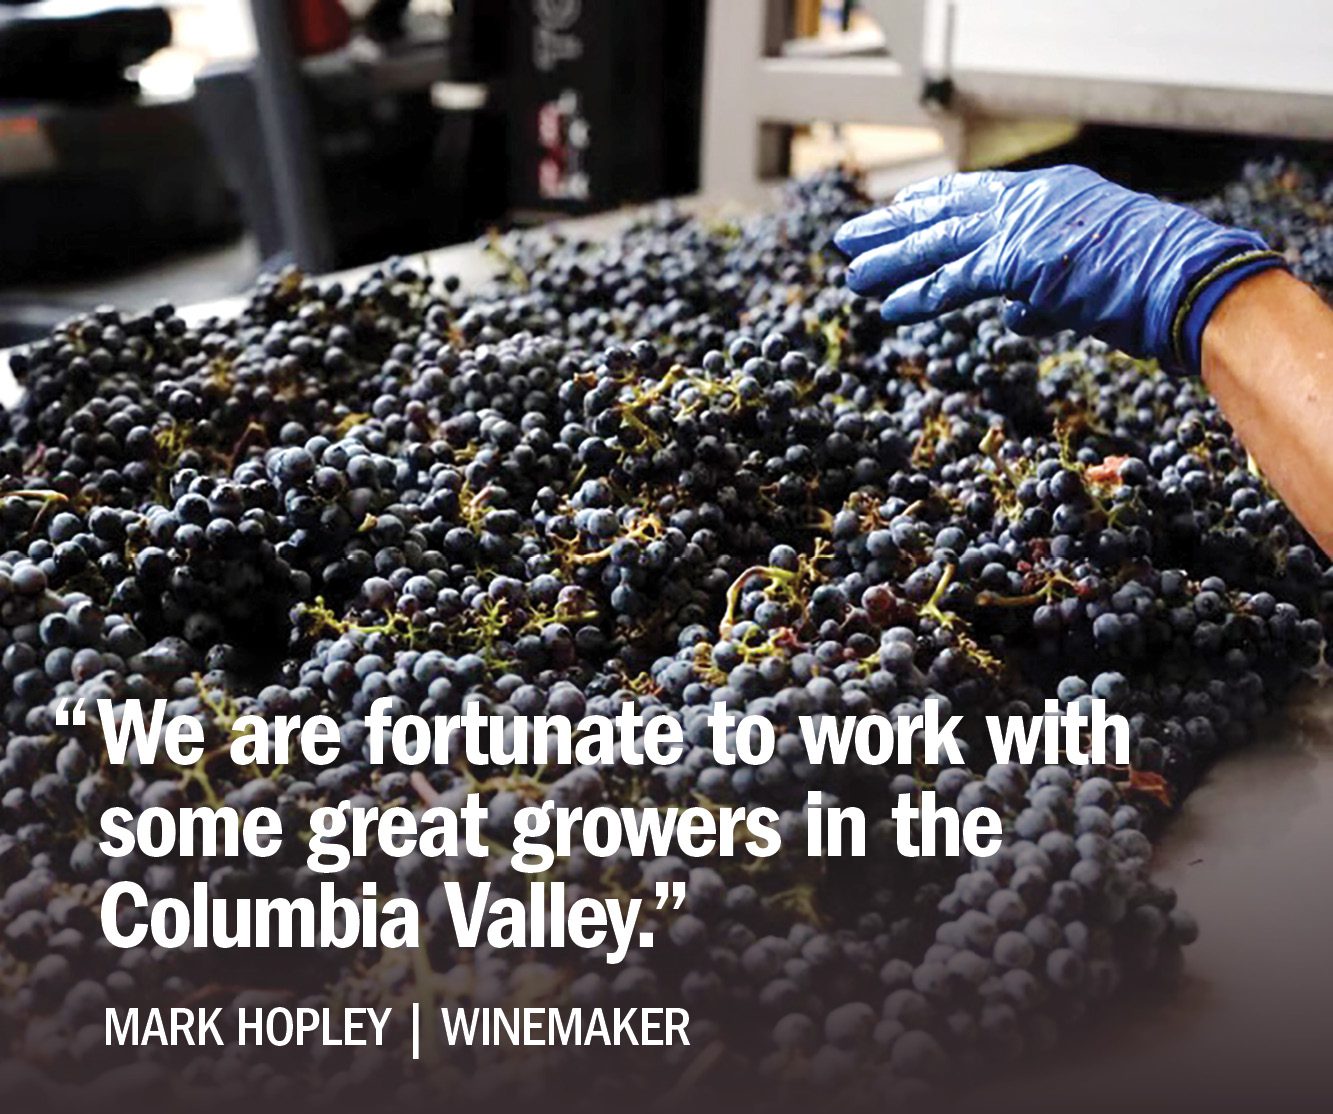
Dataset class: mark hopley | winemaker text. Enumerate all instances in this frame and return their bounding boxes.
[105,1005,692,1048]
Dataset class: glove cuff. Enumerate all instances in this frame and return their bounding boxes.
[1170,249,1288,375]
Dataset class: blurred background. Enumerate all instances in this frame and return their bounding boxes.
[0,0,1330,347]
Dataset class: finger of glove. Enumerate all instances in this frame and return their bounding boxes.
[893,169,1016,205]
[834,191,995,258]
[878,249,998,326]
[845,213,992,298]
[1002,300,1062,336]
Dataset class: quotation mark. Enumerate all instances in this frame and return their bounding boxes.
[55,698,87,727]
[638,881,689,948]
[654,882,686,911]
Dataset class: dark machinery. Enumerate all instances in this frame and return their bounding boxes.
[198,0,707,271]
[0,1,238,288]
[0,0,709,320]
[501,0,707,219]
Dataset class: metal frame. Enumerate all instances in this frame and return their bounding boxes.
[248,0,337,272]
[699,0,952,201]
[950,72,1333,145]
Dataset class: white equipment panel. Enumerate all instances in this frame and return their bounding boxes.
[701,0,1333,200]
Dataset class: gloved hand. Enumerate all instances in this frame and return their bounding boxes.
[834,165,1286,374]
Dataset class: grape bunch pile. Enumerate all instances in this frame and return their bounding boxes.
[0,158,1329,1109]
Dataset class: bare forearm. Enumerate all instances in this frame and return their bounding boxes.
[1201,269,1333,555]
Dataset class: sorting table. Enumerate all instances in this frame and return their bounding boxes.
[2,203,1331,1110]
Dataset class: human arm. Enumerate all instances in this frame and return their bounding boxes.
[1199,268,1333,555]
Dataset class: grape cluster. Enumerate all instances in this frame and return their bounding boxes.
[0,159,1328,1108]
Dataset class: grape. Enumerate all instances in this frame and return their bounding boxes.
[0,158,1327,1104]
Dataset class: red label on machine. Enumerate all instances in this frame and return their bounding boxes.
[536,90,590,202]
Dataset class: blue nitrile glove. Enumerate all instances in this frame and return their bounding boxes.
[834,166,1287,374]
